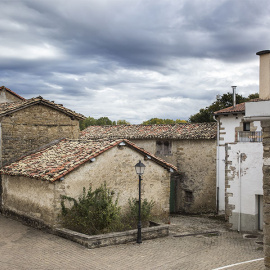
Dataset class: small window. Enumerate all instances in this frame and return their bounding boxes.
[185,190,193,203]
[156,141,162,155]
[156,141,171,155]
[243,122,250,131]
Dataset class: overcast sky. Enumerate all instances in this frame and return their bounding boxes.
[0,0,269,123]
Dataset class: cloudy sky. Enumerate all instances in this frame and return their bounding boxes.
[0,0,269,123]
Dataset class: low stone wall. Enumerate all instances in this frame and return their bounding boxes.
[54,225,169,248]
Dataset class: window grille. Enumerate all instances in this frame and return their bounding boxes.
[238,131,262,142]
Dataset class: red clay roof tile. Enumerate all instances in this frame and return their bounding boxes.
[1,139,178,182]
[80,123,217,140]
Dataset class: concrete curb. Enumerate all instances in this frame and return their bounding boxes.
[54,224,169,248]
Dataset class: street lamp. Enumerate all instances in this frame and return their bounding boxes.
[135,160,146,244]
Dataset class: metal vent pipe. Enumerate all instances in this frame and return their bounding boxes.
[232,86,237,107]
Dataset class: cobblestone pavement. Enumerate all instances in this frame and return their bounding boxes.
[0,214,264,270]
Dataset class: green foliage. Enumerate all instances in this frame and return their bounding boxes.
[189,92,259,123]
[60,185,156,235]
[142,118,187,125]
[79,116,97,130]
[79,116,131,130]
[123,198,155,229]
[96,117,112,126]
[60,184,122,235]
[117,119,130,125]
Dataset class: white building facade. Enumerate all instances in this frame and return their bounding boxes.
[215,103,263,231]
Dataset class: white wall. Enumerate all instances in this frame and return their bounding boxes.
[216,114,262,214]
[226,142,263,231]
[217,115,242,212]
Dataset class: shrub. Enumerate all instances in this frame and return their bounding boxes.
[123,198,155,229]
[60,183,122,235]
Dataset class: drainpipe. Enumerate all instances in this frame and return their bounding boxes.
[238,152,242,232]
[213,115,220,214]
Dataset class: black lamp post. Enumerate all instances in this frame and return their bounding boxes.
[135,160,146,244]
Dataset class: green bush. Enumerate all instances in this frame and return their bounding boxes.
[123,198,155,229]
[60,184,155,235]
[60,183,122,235]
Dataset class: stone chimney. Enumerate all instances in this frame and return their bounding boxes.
[256,50,270,99]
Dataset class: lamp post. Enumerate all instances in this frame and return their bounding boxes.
[135,160,146,244]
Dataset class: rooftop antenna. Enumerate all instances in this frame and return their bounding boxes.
[231,86,237,107]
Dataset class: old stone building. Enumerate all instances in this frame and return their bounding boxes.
[0,94,85,167]
[80,123,217,214]
[1,138,177,228]
[0,86,25,103]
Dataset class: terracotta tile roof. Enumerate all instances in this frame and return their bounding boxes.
[1,139,178,182]
[0,86,25,101]
[213,103,246,115]
[0,96,85,120]
[213,98,266,115]
[80,123,217,140]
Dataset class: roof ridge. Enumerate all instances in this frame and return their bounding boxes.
[0,96,85,120]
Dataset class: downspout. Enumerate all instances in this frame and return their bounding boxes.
[238,152,242,232]
[214,115,220,214]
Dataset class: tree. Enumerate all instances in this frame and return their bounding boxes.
[79,116,132,130]
[96,117,112,126]
[189,92,259,123]
[142,118,187,125]
[117,120,130,125]
[79,116,96,130]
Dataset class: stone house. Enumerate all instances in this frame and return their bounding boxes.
[214,102,263,231]
[0,138,177,228]
[0,93,85,167]
[80,123,217,214]
[0,86,25,103]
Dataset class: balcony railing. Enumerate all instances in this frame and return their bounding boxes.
[238,131,262,142]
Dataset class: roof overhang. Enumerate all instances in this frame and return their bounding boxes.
[244,100,270,121]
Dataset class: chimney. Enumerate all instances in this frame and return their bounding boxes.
[232,86,237,107]
[256,50,270,99]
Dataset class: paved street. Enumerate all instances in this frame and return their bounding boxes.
[0,214,264,270]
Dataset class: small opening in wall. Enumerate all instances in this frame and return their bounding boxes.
[243,122,250,131]
[185,190,193,203]
[156,140,172,155]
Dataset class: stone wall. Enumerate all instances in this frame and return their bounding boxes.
[0,90,23,103]
[261,120,270,269]
[130,139,216,214]
[1,175,56,226]
[61,145,171,222]
[0,104,80,166]
[1,145,171,228]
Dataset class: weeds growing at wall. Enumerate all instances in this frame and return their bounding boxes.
[60,184,155,235]
[60,184,122,235]
[123,198,155,229]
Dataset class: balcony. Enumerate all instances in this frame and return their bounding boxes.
[238,131,262,142]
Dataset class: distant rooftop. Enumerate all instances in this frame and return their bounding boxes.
[0,96,85,120]
[0,86,25,101]
[80,123,217,140]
